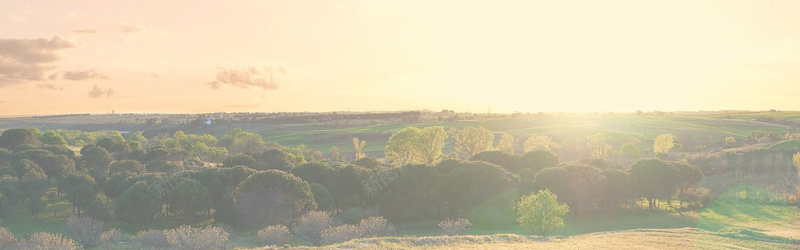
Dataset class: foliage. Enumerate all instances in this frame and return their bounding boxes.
[450,126,494,160]
[341,207,365,225]
[516,189,569,236]
[353,137,366,160]
[310,183,334,211]
[116,181,163,225]
[168,179,209,220]
[293,210,333,246]
[25,195,46,219]
[438,218,471,236]
[258,225,292,246]
[109,159,146,175]
[98,228,121,248]
[0,128,40,150]
[322,224,363,245]
[259,149,294,171]
[234,170,316,228]
[629,158,680,209]
[654,133,675,157]
[164,225,229,250]
[0,227,15,249]
[66,215,104,248]
[587,133,612,160]
[133,230,169,249]
[518,150,560,174]
[497,133,516,155]
[524,135,556,153]
[16,232,78,250]
[359,216,395,238]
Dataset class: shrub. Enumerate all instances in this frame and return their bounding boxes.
[164,225,229,250]
[0,227,16,249]
[696,187,711,207]
[439,218,471,236]
[321,224,363,245]
[84,198,110,220]
[516,189,569,236]
[66,215,104,248]
[133,230,169,249]
[258,225,292,246]
[98,228,121,248]
[294,210,333,246]
[16,232,78,250]
[359,216,395,238]
[341,207,364,225]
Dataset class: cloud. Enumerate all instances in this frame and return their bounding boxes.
[66,12,77,19]
[8,14,26,23]
[72,29,98,34]
[62,69,111,81]
[36,84,63,91]
[87,84,114,98]
[0,36,76,86]
[116,23,145,34]
[208,66,285,90]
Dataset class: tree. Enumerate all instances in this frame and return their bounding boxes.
[116,181,163,226]
[258,149,293,171]
[353,137,366,160]
[518,150,560,174]
[629,159,679,209]
[586,133,612,160]
[0,128,40,150]
[524,135,556,153]
[794,152,800,180]
[497,133,516,155]
[109,159,146,175]
[470,151,520,173]
[672,161,703,206]
[128,131,148,148]
[41,131,67,146]
[725,136,736,145]
[168,179,209,221]
[80,145,113,173]
[310,183,334,211]
[516,189,569,236]
[450,126,494,160]
[329,146,343,162]
[653,133,675,158]
[620,143,641,159]
[384,126,421,166]
[222,153,258,169]
[219,128,265,155]
[416,126,448,165]
[293,210,333,246]
[26,195,46,219]
[233,170,316,228]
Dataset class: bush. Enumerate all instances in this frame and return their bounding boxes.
[133,230,169,249]
[293,210,333,246]
[98,228,121,248]
[66,215,104,248]
[0,227,16,249]
[16,232,78,250]
[359,216,395,238]
[341,207,364,225]
[439,218,471,236]
[164,225,229,250]
[84,198,110,220]
[321,224,363,245]
[516,189,569,236]
[696,187,711,207]
[258,225,292,246]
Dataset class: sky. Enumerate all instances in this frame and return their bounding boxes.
[1,0,800,116]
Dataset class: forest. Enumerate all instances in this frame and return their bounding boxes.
[0,111,798,249]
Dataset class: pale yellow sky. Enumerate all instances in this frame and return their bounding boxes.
[1,0,799,115]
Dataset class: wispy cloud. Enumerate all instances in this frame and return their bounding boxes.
[0,36,76,86]
[208,66,286,90]
[87,84,115,98]
[36,83,63,91]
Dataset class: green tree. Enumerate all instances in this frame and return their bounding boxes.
[384,127,421,166]
[219,128,265,155]
[41,130,67,146]
[524,135,556,153]
[329,146,343,162]
[80,145,113,173]
[497,133,516,155]
[671,161,703,206]
[62,173,100,216]
[116,181,163,226]
[258,149,293,171]
[653,133,675,158]
[416,126,447,165]
[629,159,679,209]
[353,137,366,160]
[620,143,641,159]
[234,170,316,229]
[26,195,47,219]
[168,179,209,221]
[587,133,612,160]
[0,128,40,150]
[516,189,569,236]
[450,126,494,160]
[109,159,146,175]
